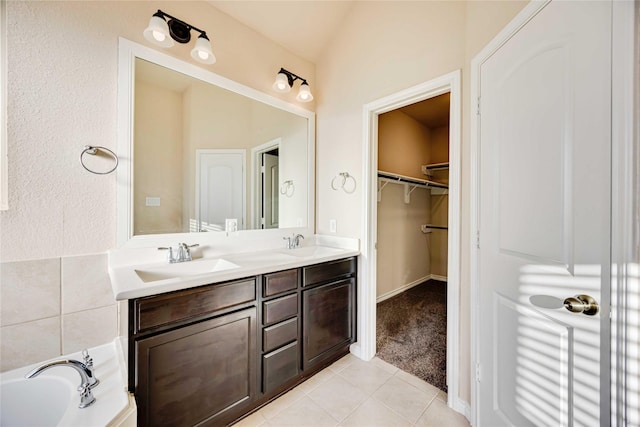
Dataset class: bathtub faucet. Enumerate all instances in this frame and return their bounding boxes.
[25,359,97,408]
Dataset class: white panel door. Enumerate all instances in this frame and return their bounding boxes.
[477,1,611,426]
[196,150,245,232]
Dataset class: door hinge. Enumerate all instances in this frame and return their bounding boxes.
[476,230,480,249]
[475,363,481,382]
[261,166,265,174]
[476,96,481,116]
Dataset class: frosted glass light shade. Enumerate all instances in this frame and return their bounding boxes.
[143,14,173,48]
[190,35,216,65]
[272,73,291,93]
[296,82,313,102]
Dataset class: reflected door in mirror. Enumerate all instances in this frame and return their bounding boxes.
[195,149,246,232]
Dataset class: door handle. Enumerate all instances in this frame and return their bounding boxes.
[563,294,599,316]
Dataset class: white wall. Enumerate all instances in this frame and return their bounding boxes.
[0,0,314,371]
[0,0,314,263]
[315,0,528,404]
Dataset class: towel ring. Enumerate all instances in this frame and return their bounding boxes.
[280,180,294,197]
[80,146,119,175]
[331,172,356,194]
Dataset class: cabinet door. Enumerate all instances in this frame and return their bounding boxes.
[136,307,257,427]
[302,278,355,369]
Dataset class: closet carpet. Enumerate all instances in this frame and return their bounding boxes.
[376,280,447,392]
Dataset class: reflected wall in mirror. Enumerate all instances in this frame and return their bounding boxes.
[117,38,315,245]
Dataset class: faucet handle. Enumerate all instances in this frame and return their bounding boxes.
[158,246,175,262]
[81,349,99,389]
[78,383,96,408]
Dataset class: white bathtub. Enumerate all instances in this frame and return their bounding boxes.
[0,339,136,427]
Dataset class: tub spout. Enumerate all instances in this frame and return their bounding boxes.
[25,359,96,408]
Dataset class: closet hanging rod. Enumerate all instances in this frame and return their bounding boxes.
[377,170,448,189]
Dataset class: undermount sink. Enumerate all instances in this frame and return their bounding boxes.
[277,246,344,258]
[135,258,240,283]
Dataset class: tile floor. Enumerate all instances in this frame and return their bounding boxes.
[232,354,470,427]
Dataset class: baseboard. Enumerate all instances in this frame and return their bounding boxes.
[451,397,471,424]
[376,274,448,303]
[376,275,430,303]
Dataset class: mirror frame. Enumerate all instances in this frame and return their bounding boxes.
[116,38,316,246]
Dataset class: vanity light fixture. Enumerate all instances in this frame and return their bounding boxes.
[143,10,216,65]
[272,68,314,102]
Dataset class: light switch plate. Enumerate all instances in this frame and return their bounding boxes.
[145,197,160,207]
[329,219,337,233]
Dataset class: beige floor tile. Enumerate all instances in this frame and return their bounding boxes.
[267,396,339,426]
[416,399,470,427]
[232,410,267,427]
[372,376,435,424]
[370,357,400,375]
[328,353,357,373]
[296,367,336,394]
[260,387,307,420]
[393,368,443,397]
[338,358,394,395]
[308,375,368,421]
[339,397,412,427]
[436,391,447,403]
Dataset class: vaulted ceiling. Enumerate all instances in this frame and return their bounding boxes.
[207,1,355,63]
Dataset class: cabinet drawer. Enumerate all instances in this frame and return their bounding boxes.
[262,341,299,394]
[303,257,356,287]
[263,269,298,297]
[262,293,298,326]
[263,317,298,353]
[135,278,256,333]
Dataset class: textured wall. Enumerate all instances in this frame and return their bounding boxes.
[0,0,314,263]
[0,0,314,371]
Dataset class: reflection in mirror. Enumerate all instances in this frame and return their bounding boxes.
[133,58,309,235]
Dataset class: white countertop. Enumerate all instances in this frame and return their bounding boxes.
[108,235,359,300]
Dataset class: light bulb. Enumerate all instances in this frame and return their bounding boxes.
[143,12,173,48]
[272,72,291,93]
[152,30,165,42]
[190,34,216,64]
[296,82,313,102]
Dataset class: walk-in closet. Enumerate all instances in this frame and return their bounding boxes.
[375,93,450,392]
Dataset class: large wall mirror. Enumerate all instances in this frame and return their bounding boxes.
[117,39,315,246]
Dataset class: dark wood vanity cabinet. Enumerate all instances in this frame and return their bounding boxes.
[129,277,258,427]
[128,257,357,427]
[302,258,357,369]
[260,269,300,395]
[136,308,256,427]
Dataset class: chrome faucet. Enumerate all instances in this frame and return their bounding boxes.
[81,348,99,389]
[158,243,199,263]
[25,359,97,408]
[283,234,304,249]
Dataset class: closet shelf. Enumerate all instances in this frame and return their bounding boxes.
[378,170,448,204]
[377,171,448,189]
[421,224,448,233]
[422,162,449,172]
[377,170,448,203]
